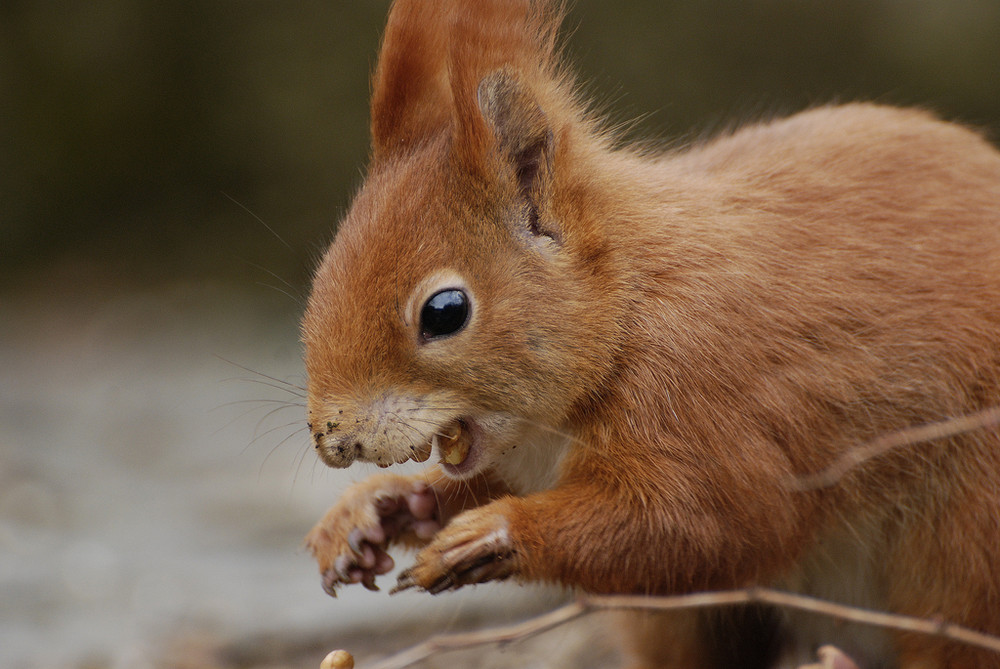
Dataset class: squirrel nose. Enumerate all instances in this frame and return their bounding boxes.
[311,419,361,468]
[314,432,362,468]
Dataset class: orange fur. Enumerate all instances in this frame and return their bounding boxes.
[302,1,1000,666]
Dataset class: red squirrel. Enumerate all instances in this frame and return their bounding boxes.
[301,1,1000,666]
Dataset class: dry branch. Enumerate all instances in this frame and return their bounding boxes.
[362,587,1000,669]
[364,600,589,669]
[791,404,1000,490]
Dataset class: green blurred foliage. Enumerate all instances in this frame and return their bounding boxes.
[2,0,999,292]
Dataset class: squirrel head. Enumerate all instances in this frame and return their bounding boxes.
[302,0,623,476]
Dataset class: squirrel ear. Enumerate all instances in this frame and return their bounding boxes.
[370,0,451,160]
[478,71,557,240]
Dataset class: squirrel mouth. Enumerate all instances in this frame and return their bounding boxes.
[375,417,478,470]
[433,418,480,476]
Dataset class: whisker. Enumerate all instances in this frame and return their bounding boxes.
[244,260,307,306]
[396,405,467,413]
[215,355,308,394]
[220,375,307,398]
[386,413,426,436]
[251,403,306,429]
[307,447,326,485]
[211,400,299,438]
[222,191,293,250]
[245,260,300,293]
[246,419,310,454]
[292,439,317,487]
[397,415,466,431]
[512,416,583,445]
[383,411,460,450]
[258,425,311,480]
[255,280,307,308]
[212,398,304,412]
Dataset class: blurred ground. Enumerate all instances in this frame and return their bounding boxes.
[0,278,611,669]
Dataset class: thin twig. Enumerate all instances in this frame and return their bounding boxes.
[791,405,1000,491]
[365,600,588,669]
[362,587,1000,668]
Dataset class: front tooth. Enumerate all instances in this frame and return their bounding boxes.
[441,426,470,465]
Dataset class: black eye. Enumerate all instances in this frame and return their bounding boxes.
[420,289,470,340]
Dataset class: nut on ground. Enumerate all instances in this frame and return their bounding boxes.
[320,649,354,669]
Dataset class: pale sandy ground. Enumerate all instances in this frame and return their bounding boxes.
[0,279,618,669]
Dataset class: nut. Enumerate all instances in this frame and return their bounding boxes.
[320,649,354,669]
[440,423,471,465]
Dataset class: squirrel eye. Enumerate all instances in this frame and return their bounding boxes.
[420,289,470,340]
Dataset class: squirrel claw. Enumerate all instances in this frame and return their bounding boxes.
[393,504,517,593]
[320,572,340,598]
[390,569,418,594]
[391,568,459,595]
[306,472,440,596]
[426,573,457,595]
[361,571,380,591]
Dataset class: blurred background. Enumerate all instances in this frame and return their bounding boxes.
[2,1,999,668]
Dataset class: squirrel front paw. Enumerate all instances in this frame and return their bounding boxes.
[304,473,441,596]
[394,502,518,594]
